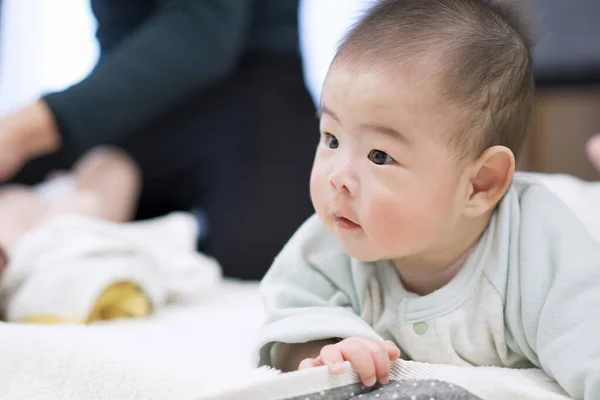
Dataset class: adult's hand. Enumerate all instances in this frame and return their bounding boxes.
[0,100,61,181]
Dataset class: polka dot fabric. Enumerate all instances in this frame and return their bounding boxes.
[286,380,481,400]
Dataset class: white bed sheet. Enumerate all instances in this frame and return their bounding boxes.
[0,279,265,400]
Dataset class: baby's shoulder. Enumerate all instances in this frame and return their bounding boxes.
[511,173,583,225]
[508,173,600,253]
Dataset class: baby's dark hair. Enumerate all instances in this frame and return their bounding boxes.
[335,0,534,159]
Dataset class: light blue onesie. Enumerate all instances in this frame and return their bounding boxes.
[257,174,600,399]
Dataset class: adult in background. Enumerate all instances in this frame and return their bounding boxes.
[0,0,318,280]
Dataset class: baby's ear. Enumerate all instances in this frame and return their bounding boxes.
[463,146,515,218]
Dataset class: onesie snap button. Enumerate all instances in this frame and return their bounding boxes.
[413,322,428,335]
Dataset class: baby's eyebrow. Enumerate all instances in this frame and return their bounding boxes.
[317,105,340,122]
[361,123,412,146]
[318,105,412,145]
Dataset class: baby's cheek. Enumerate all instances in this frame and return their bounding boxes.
[367,198,405,244]
[310,168,327,212]
[367,196,437,254]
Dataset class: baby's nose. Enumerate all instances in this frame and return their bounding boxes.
[329,163,358,195]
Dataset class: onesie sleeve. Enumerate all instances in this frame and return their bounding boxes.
[516,185,600,399]
[257,215,382,367]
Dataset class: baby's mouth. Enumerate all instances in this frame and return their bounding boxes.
[334,215,361,230]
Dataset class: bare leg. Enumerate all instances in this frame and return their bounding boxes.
[42,147,141,223]
[586,134,600,174]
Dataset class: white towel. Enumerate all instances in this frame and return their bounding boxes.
[0,212,221,323]
[33,175,77,205]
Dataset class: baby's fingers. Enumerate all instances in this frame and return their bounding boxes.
[298,357,321,370]
[320,344,346,374]
[362,341,393,385]
[382,340,401,360]
[339,342,377,387]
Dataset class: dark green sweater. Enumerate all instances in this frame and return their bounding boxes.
[44,0,300,153]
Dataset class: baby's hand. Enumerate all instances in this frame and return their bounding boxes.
[298,337,401,386]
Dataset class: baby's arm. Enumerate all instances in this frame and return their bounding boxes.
[524,252,600,399]
[258,216,399,385]
[43,147,140,223]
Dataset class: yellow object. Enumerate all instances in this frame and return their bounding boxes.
[21,315,78,324]
[22,282,151,324]
[86,282,150,322]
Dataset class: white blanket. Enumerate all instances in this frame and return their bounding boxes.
[0,173,597,399]
[0,280,266,399]
[0,212,221,322]
[0,279,572,400]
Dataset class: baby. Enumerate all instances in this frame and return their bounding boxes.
[257,0,600,398]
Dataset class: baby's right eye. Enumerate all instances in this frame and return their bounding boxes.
[323,133,339,149]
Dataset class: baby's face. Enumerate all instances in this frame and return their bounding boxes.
[311,62,473,264]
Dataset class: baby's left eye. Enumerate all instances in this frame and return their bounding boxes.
[368,150,394,165]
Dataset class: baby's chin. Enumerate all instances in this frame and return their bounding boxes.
[334,234,385,263]
[318,213,391,262]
